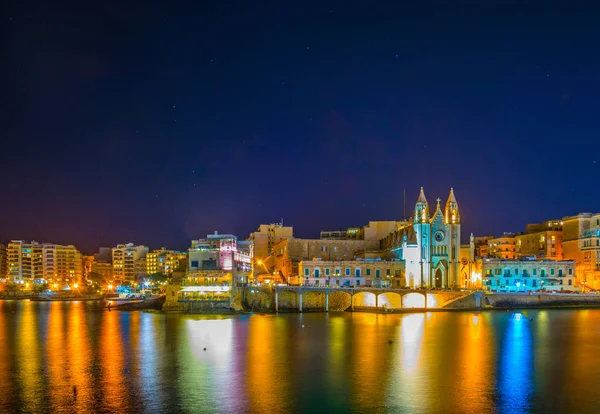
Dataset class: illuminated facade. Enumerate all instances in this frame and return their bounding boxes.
[188,232,252,275]
[299,259,405,288]
[515,220,563,260]
[7,240,83,283]
[112,243,149,283]
[0,244,6,281]
[248,222,293,277]
[562,213,600,289]
[146,248,186,275]
[487,234,517,259]
[381,188,466,288]
[482,258,576,292]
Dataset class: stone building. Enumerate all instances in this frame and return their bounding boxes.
[562,213,600,289]
[487,234,517,259]
[248,222,293,272]
[266,237,380,284]
[299,259,405,288]
[482,257,576,292]
[515,219,563,260]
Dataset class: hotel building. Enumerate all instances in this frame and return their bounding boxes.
[112,243,149,283]
[146,248,186,275]
[7,240,83,283]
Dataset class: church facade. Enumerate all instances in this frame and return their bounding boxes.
[383,188,464,288]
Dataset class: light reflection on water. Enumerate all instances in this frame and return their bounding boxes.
[1,302,600,413]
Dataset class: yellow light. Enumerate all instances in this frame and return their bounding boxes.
[258,260,263,265]
[53,283,58,289]
[25,283,29,288]
[73,283,78,289]
[108,284,113,290]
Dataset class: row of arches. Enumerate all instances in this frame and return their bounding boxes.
[275,289,445,310]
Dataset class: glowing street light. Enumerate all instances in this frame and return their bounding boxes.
[73,283,78,289]
[108,284,113,290]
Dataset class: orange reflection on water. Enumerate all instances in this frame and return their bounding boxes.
[67,302,92,411]
[16,302,44,412]
[0,303,13,410]
[246,316,289,413]
[100,310,128,411]
[349,313,396,411]
[457,312,495,410]
[46,302,67,410]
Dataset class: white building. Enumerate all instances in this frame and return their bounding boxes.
[382,188,465,288]
[482,258,577,292]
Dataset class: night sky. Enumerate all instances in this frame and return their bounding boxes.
[2,2,600,253]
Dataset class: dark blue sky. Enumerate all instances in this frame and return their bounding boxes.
[2,1,599,253]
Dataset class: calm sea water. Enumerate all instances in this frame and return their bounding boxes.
[0,301,598,413]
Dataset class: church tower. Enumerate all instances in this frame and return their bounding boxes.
[444,188,461,287]
[413,187,430,287]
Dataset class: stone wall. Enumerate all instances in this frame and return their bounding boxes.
[483,293,600,308]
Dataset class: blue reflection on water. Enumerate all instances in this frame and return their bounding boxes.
[498,313,533,413]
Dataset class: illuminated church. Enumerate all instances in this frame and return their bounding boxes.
[386,188,463,288]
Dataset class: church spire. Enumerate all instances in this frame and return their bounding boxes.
[414,187,430,224]
[444,187,460,224]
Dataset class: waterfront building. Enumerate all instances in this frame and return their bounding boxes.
[112,243,149,283]
[562,213,600,289]
[299,259,405,288]
[0,244,6,281]
[267,237,381,284]
[380,188,465,288]
[7,241,83,283]
[248,222,293,277]
[146,248,187,275]
[482,257,576,292]
[188,232,252,274]
[487,233,517,259]
[515,219,563,260]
